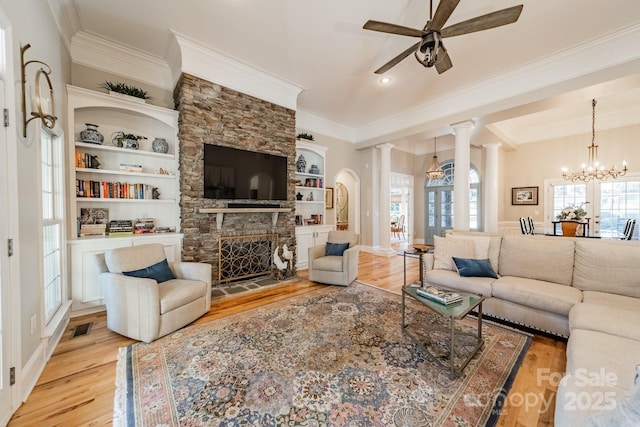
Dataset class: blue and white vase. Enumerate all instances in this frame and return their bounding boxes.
[152,137,169,153]
[80,123,104,144]
[296,154,306,173]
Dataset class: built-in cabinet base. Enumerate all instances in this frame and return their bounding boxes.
[295,225,332,269]
[68,233,183,317]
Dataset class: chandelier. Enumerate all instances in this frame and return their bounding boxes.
[562,99,627,182]
[426,136,445,180]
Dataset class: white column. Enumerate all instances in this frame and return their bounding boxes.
[452,121,474,231]
[482,143,501,233]
[376,143,395,256]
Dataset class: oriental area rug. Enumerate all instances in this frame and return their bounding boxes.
[114,282,530,426]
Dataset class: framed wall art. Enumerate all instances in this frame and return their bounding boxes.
[511,186,538,205]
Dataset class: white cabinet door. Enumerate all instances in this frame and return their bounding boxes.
[295,225,332,269]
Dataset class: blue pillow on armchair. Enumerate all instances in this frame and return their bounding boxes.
[452,257,498,279]
[123,258,176,283]
[326,242,350,256]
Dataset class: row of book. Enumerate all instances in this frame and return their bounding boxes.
[77,219,171,238]
[76,180,157,199]
[75,150,100,169]
[416,286,463,305]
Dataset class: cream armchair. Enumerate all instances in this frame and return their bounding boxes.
[96,243,211,343]
[308,230,360,286]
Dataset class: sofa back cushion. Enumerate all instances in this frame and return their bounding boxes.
[573,239,640,298]
[498,236,575,286]
[327,230,359,248]
[433,235,475,270]
[105,243,167,273]
[449,232,502,272]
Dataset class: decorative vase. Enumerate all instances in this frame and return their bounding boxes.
[309,164,320,175]
[561,221,581,237]
[296,192,303,201]
[80,123,104,144]
[296,154,306,173]
[152,137,169,153]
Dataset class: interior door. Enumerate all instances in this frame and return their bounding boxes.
[425,187,454,244]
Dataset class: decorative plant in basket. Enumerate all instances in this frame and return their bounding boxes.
[101,81,150,100]
[111,131,147,150]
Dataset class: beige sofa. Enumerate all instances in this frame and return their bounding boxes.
[421,233,640,426]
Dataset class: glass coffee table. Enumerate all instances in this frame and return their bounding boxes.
[402,286,484,379]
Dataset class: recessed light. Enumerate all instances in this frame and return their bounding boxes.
[379,77,392,85]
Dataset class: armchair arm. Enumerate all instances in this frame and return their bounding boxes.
[171,262,212,285]
[309,244,326,264]
[342,245,360,281]
[98,272,161,343]
[422,253,434,271]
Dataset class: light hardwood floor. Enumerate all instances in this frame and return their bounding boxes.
[8,247,565,426]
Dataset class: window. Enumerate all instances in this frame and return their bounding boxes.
[548,179,640,239]
[41,128,64,324]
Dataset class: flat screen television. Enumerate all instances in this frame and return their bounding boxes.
[203,144,288,201]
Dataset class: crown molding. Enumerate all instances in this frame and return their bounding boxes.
[170,31,303,111]
[45,0,81,54]
[70,31,174,90]
[295,108,357,143]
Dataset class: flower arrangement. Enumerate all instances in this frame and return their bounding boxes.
[556,202,589,221]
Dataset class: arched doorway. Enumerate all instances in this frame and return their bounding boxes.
[334,168,360,234]
[425,161,482,244]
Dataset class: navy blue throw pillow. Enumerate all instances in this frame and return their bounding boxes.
[326,242,350,256]
[123,259,176,283]
[452,257,498,279]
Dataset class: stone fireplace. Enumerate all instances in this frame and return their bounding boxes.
[174,73,297,284]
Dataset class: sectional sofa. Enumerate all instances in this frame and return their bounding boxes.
[420,232,640,426]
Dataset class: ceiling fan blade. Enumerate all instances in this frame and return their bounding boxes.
[428,0,461,32]
[374,41,421,74]
[363,20,425,37]
[435,48,453,74]
[440,5,523,38]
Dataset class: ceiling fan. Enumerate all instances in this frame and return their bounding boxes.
[363,0,523,74]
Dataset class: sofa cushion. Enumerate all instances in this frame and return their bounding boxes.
[492,276,582,316]
[453,257,498,279]
[573,239,640,298]
[158,279,207,314]
[105,243,167,273]
[449,233,502,272]
[582,291,640,311]
[570,303,640,342]
[312,256,343,272]
[587,375,640,427]
[424,269,494,297]
[498,236,575,286]
[325,242,349,256]
[327,231,358,248]
[123,258,176,283]
[433,235,475,271]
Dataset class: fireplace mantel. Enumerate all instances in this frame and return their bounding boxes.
[199,207,292,230]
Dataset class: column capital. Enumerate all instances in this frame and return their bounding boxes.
[450,120,475,132]
[482,142,502,149]
[376,143,395,152]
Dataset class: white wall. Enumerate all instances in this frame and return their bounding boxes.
[0,0,71,388]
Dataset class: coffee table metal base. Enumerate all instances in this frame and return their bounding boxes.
[402,288,484,379]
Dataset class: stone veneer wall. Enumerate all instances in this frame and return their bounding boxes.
[174,73,297,284]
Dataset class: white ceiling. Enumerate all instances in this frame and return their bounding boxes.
[61,0,640,153]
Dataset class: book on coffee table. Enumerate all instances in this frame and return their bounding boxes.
[416,286,463,305]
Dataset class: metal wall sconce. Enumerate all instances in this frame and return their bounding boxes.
[21,44,57,137]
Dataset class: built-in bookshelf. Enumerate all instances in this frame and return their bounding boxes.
[66,85,183,315]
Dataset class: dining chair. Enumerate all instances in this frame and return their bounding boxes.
[528,216,535,235]
[621,218,636,240]
[519,217,530,234]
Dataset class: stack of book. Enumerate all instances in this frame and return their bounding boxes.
[108,220,134,237]
[416,286,463,305]
[79,223,106,237]
[134,218,155,234]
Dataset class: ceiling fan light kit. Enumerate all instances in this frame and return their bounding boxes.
[562,99,628,182]
[363,0,523,75]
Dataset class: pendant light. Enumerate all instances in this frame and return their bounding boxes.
[426,136,445,180]
[561,99,627,182]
